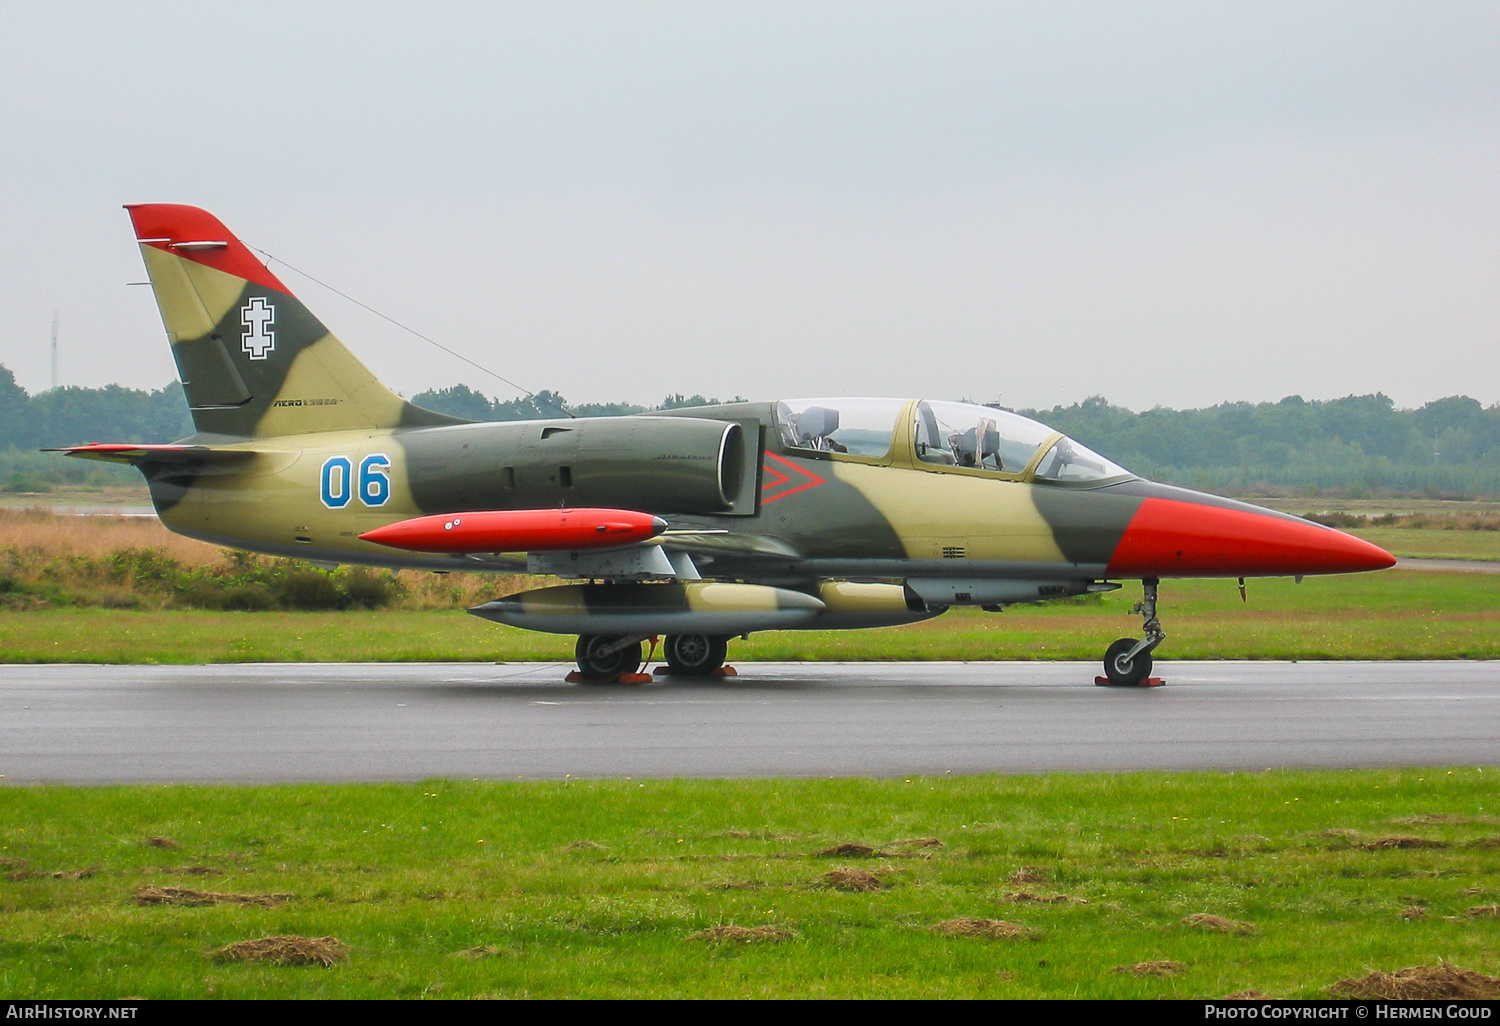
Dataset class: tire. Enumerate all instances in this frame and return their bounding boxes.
[1103,637,1152,687]
[574,634,644,682]
[663,634,729,676]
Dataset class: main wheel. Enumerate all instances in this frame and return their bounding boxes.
[1103,637,1152,687]
[663,634,729,676]
[575,634,644,682]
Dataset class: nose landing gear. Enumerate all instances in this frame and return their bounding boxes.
[1098,578,1166,687]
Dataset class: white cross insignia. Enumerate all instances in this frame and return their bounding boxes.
[240,297,276,360]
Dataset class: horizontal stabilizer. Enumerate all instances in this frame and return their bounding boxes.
[45,443,259,467]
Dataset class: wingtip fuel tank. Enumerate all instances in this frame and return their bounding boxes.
[359,508,668,554]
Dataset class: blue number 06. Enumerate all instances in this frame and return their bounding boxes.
[321,454,390,508]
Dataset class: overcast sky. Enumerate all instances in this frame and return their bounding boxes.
[2,1,1497,412]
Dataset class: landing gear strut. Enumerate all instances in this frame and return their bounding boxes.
[662,634,729,676]
[574,634,646,682]
[1100,578,1166,687]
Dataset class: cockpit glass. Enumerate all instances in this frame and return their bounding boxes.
[776,398,906,457]
[1033,436,1131,483]
[776,397,1134,481]
[914,400,1056,473]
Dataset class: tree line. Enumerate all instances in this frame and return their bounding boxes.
[2,363,1496,496]
[406,383,746,422]
[1018,393,1500,497]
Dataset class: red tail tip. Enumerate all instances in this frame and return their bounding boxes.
[123,203,289,294]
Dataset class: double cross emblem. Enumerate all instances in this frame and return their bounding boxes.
[240,297,276,360]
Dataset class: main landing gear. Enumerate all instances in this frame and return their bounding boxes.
[661,634,730,676]
[573,634,647,682]
[572,633,733,682]
[1099,578,1167,687]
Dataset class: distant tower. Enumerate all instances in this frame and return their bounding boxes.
[50,311,58,390]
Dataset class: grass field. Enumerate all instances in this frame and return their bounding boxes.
[1349,527,1500,561]
[1,569,1496,663]
[0,770,1495,999]
[1250,496,1500,518]
[0,484,151,509]
[4,501,1498,1000]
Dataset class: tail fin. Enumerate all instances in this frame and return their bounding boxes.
[125,204,461,438]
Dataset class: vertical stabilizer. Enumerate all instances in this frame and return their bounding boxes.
[125,204,460,438]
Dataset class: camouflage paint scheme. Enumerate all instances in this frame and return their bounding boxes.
[59,205,1395,678]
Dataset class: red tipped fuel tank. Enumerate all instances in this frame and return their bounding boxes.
[359,508,667,554]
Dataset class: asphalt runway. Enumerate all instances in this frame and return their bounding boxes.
[1396,557,1500,573]
[1,661,1496,783]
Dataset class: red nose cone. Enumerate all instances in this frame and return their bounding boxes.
[1107,498,1396,578]
[359,508,667,554]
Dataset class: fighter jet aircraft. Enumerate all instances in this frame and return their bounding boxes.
[55,204,1396,684]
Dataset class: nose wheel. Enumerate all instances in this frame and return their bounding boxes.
[1103,637,1153,686]
[1099,578,1166,687]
